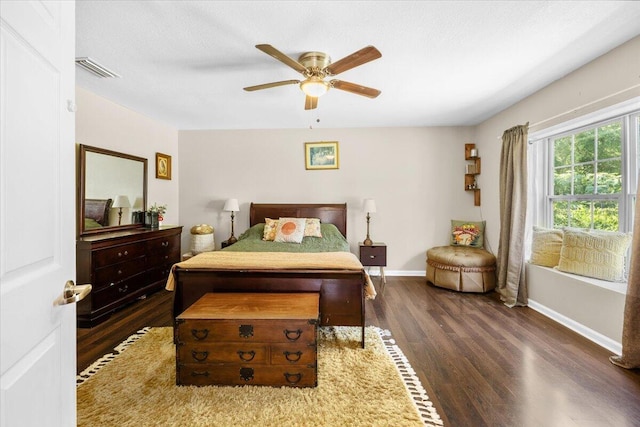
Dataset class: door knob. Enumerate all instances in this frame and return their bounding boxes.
[54,280,92,306]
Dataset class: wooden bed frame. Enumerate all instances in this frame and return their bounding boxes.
[171,203,367,346]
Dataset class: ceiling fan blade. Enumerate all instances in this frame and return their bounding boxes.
[256,44,308,74]
[330,80,381,98]
[304,95,318,110]
[243,80,300,91]
[325,46,381,75]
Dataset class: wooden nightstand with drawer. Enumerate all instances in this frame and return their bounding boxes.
[176,292,319,387]
[359,242,387,292]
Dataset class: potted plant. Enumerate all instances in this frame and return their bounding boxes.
[146,203,167,228]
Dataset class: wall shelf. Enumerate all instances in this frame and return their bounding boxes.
[464,143,481,206]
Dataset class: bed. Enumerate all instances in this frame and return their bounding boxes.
[167,203,374,346]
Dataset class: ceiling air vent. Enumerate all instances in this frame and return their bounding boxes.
[75,57,120,78]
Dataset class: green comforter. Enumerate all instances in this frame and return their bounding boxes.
[222,223,350,253]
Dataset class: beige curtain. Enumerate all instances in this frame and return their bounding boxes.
[497,123,529,307]
[610,179,640,369]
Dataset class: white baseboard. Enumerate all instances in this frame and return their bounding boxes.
[528,299,622,355]
[365,269,426,277]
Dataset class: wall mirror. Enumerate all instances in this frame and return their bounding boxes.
[78,144,147,236]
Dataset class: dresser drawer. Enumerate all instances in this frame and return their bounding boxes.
[177,319,316,345]
[359,245,387,266]
[177,363,317,387]
[91,273,145,308]
[93,257,146,290]
[147,246,180,266]
[93,243,146,268]
[146,234,181,254]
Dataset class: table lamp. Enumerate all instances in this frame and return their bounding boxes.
[112,195,131,226]
[223,198,240,244]
[363,198,377,246]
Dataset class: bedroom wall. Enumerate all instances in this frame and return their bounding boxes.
[177,126,476,272]
[75,87,180,225]
[472,35,640,350]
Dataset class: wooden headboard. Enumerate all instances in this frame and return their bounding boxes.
[249,203,347,237]
[84,198,113,226]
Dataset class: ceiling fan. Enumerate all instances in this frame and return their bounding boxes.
[243,44,382,110]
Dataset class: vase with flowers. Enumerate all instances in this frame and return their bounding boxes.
[146,203,167,228]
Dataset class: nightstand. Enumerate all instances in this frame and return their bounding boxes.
[359,242,387,293]
[221,239,234,249]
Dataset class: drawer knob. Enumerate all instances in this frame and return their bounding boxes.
[284,372,302,385]
[283,351,303,363]
[239,367,254,382]
[191,329,209,340]
[190,370,210,377]
[239,324,254,339]
[118,285,128,293]
[191,350,209,362]
[237,350,256,362]
[284,328,302,341]
[369,255,376,259]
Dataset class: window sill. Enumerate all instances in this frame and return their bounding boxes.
[526,263,627,295]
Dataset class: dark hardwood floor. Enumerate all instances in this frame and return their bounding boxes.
[77,277,640,426]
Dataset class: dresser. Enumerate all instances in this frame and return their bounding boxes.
[176,293,319,387]
[76,226,182,327]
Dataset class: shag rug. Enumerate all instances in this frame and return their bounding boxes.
[77,326,442,426]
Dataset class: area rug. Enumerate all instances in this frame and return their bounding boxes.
[77,326,442,426]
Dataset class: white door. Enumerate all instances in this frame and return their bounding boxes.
[0,2,78,426]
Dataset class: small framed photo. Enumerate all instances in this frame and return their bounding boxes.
[155,152,172,180]
[305,141,339,170]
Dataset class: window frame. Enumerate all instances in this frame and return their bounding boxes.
[530,99,640,234]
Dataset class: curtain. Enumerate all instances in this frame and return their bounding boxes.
[610,178,640,369]
[497,123,529,307]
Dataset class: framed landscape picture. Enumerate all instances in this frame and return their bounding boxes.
[305,141,339,170]
[155,152,172,180]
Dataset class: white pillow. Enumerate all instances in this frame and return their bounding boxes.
[530,226,563,267]
[556,229,632,282]
[274,217,306,243]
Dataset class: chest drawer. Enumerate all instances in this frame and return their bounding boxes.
[177,319,316,345]
[93,242,146,268]
[177,364,317,387]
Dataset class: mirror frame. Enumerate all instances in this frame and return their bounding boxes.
[78,144,148,236]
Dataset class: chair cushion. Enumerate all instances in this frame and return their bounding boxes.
[427,245,496,268]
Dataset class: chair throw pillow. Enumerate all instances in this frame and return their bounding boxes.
[530,226,563,267]
[556,228,632,282]
[450,220,485,248]
[274,217,306,243]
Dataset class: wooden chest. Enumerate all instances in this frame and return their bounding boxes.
[176,293,319,387]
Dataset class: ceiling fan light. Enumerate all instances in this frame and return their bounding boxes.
[300,77,329,97]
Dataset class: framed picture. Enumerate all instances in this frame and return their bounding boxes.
[155,152,171,180]
[305,141,339,170]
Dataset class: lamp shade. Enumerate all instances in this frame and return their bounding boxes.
[300,77,329,97]
[223,198,239,212]
[112,195,131,208]
[363,198,377,214]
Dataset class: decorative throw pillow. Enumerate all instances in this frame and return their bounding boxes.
[450,220,485,248]
[274,217,306,243]
[556,229,632,282]
[262,218,278,241]
[530,226,563,267]
[304,218,322,238]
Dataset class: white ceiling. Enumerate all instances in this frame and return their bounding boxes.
[75,1,640,130]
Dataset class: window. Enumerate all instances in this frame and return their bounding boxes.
[551,120,623,230]
[530,101,640,234]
